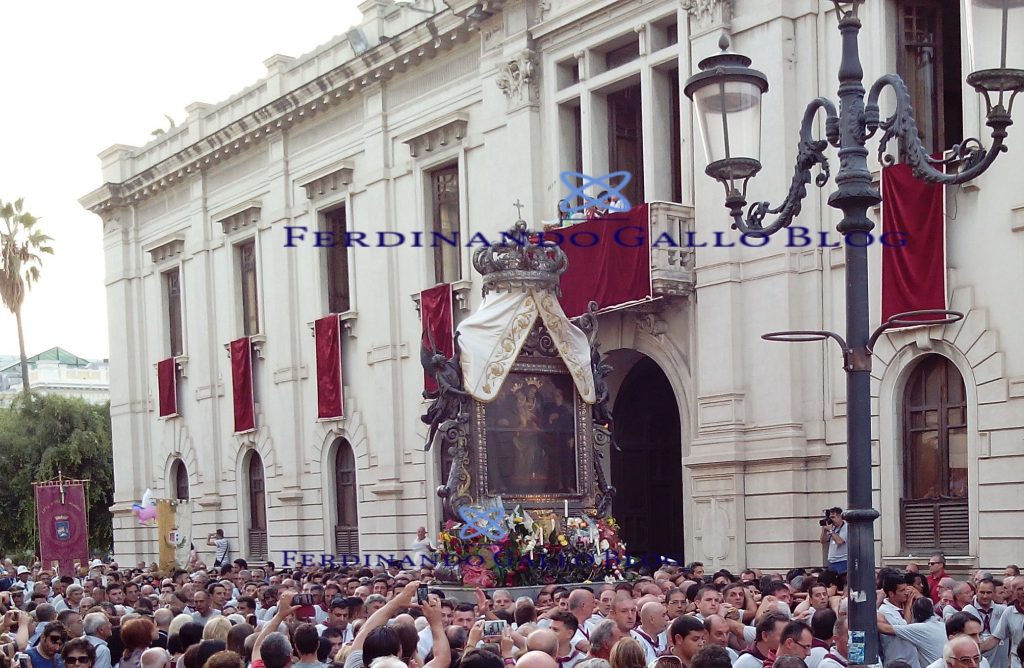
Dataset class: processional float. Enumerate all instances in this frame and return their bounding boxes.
[420,216,626,587]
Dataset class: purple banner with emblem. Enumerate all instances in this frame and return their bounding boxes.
[35,482,89,574]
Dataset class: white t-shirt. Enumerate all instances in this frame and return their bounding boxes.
[827,522,849,564]
[410,538,435,567]
[213,538,229,564]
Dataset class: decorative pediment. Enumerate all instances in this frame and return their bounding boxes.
[297,161,354,201]
[401,113,469,158]
[214,200,261,234]
[144,235,186,264]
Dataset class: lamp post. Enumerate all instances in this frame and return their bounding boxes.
[685,1,1024,665]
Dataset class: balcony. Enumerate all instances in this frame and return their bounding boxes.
[648,201,696,298]
[558,200,696,318]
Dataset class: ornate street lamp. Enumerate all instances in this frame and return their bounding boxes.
[685,1,1024,665]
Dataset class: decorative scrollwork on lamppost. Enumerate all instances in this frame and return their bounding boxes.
[685,1,1023,665]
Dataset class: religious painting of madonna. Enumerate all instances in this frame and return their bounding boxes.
[482,372,579,496]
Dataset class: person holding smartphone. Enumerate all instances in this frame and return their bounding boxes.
[818,507,848,574]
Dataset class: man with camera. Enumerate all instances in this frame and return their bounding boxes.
[818,508,848,575]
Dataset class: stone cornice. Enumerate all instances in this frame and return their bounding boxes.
[143,234,186,264]
[399,112,469,157]
[214,200,262,235]
[297,160,354,200]
[81,12,474,215]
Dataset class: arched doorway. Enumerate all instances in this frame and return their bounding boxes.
[171,459,189,500]
[901,354,968,552]
[611,356,684,559]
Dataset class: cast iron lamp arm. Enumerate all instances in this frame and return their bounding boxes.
[865,73,1012,185]
[729,97,840,237]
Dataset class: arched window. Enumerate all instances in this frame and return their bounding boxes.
[333,440,360,556]
[901,355,968,552]
[172,460,189,500]
[247,453,267,560]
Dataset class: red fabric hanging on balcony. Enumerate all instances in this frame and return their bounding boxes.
[157,357,178,418]
[558,204,652,318]
[420,283,454,393]
[230,337,256,433]
[881,162,946,322]
[315,315,345,419]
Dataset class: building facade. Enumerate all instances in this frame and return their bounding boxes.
[81,0,1024,571]
[0,347,110,406]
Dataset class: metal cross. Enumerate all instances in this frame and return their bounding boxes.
[512,199,525,219]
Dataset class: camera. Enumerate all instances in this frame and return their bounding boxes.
[819,509,832,527]
[483,620,508,637]
[292,594,316,606]
[16,653,31,668]
[417,585,429,605]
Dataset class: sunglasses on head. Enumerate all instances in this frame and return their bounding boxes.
[65,657,91,665]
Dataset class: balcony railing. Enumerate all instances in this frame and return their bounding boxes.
[648,201,696,298]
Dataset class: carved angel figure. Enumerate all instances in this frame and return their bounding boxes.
[420,332,470,450]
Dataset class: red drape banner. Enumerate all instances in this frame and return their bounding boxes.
[881,162,946,322]
[230,337,256,433]
[315,315,345,419]
[157,358,178,418]
[35,481,89,575]
[558,204,652,318]
[420,283,454,394]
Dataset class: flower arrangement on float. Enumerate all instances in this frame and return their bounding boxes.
[435,505,629,587]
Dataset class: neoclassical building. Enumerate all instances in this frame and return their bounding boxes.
[81,0,1024,571]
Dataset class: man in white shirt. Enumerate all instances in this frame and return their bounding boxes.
[703,615,739,663]
[818,615,849,668]
[820,508,848,574]
[878,598,947,667]
[630,601,669,664]
[207,530,230,568]
[922,613,991,668]
[409,527,436,568]
[980,576,1024,668]
[964,579,1008,668]
[879,572,923,668]
[549,611,587,668]
[690,586,722,623]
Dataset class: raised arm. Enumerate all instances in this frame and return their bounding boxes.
[253,591,298,663]
[421,592,450,668]
[352,581,420,652]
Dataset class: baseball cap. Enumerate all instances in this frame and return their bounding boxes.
[90,559,103,568]
[16,566,29,575]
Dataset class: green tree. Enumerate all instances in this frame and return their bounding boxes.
[0,198,54,392]
[0,394,113,558]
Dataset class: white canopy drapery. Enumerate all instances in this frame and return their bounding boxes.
[457,288,596,404]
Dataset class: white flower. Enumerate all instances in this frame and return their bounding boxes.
[600,539,610,551]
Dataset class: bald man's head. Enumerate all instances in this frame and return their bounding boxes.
[516,650,559,668]
[944,636,981,668]
[568,589,595,620]
[640,602,669,635]
[526,629,560,658]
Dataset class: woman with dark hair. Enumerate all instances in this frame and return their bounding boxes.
[61,638,98,668]
[121,618,157,668]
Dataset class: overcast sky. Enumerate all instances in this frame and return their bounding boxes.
[0,1,363,360]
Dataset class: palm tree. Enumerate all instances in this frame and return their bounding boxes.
[0,198,53,392]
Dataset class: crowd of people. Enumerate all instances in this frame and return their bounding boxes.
[1,542,1023,668]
